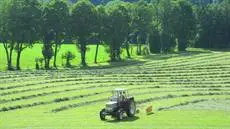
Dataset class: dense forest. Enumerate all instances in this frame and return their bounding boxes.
[68,0,222,5]
[0,0,230,70]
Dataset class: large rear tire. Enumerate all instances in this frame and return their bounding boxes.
[100,109,106,120]
[126,100,136,117]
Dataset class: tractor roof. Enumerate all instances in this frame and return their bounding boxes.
[113,88,126,92]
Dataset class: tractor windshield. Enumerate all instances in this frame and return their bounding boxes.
[112,91,119,97]
[111,90,127,102]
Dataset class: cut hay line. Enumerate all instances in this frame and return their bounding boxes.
[2,90,229,113]
[136,92,230,105]
[157,99,209,111]
[50,92,230,113]
[0,82,139,96]
[1,65,230,84]
[3,71,230,90]
[156,98,230,111]
[2,86,230,105]
[1,77,155,90]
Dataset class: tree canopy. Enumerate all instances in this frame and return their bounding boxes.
[0,0,230,70]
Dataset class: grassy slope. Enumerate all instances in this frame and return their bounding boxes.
[0,44,136,70]
[1,48,230,129]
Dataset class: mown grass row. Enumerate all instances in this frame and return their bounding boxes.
[143,52,229,67]
[2,70,230,91]
[1,50,230,117]
[51,92,230,113]
[2,80,230,105]
[1,64,230,85]
[1,87,230,113]
[3,70,230,83]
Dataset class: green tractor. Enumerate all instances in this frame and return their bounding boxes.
[99,88,136,120]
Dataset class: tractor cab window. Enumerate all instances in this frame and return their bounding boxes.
[112,91,119,97]
[111,90,127,102]
[111,91,119,101]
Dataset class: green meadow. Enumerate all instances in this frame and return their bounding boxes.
[1,45,230,129]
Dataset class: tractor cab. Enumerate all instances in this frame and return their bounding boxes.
[111,88,128,102]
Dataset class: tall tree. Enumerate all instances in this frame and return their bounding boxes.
[40,4,54,69]
[131,0,153,55]
[94,5,107,63]
[0,0,15,70]
[48,0,69,68]
[174,0,196,51]
[5,0,41,70]
[158,0,177,52]
[195,2,230,49]
[104,2,131,61]
[71,0,97,66]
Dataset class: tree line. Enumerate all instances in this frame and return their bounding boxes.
[0,0,230,70]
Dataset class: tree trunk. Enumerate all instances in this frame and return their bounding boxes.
[3,41,14,70]
[136,43,140,55]
[137,44,142,55]
[16,42,22,70]
[47,59,50,69]
[110,42,116,62]
[178,36,186,51]
[3,43,10,70]
[136,35,142,55]
[110,49,116,62]
[16,51,21,70]
[80,47,86,66]
[66,58,71,67]
[9,42,14,69]
[116,48,121,61]
[79,38,87,66]
[125,42,131,58]
[94,42,99,64]
[131,46,133,55]
[53,39,59,68]
[44,58,50,69]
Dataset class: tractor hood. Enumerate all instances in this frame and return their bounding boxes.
[105,101,117,111]
[106,101,117,106]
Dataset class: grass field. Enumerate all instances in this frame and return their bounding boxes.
[1,46,230,129]
[0,44,137,70]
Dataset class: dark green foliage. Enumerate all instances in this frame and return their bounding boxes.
[71,0,97,66]
[104,1,131,61]
[149,28,161,53]
[35,57,44,69]
[0,0,230,70]
[0,0,41,70]
[49,0,69,68]
[149,0,177,53]
[195,1,230,49]
[131,0,153,55]
[42,42,54,69]
[40,0,70,69]
[62,51,76,67]
[174,0,196,51]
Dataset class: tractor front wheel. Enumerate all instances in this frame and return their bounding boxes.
[100,109,106,120]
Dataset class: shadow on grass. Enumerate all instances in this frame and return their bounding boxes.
[146,112,154,116]
[144,49,212,60]
[88,60,146,69]
[105,116,140,123]
[205,48,230,52]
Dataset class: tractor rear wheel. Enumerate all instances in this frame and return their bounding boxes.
[126,100,136,117]
[100,109,106,120]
